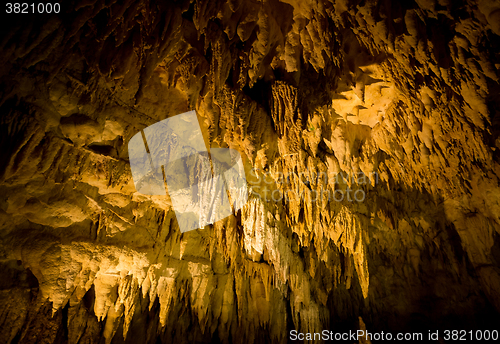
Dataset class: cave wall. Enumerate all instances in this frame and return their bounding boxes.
[1,0,500,343]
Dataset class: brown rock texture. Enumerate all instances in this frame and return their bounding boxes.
[0,0,500,343]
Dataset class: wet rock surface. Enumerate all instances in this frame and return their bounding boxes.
[0,0,500,343]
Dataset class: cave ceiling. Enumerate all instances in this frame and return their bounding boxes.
[1,0,500,343]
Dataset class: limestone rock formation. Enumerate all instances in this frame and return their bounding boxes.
[0,0,500,343]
